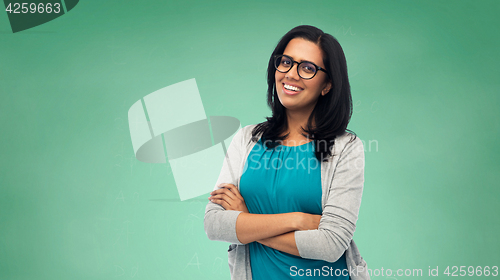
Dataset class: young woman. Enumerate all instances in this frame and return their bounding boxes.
[205,25,369,280]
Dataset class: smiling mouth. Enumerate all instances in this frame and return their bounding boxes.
[283,83,303,92]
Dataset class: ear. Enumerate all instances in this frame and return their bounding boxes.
[321,81,332,96]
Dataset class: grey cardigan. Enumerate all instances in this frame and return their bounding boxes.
[204,124,370,280]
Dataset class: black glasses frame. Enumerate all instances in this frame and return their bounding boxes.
[273,54,328,80]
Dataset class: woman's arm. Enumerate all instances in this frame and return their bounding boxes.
[204,127,247,245]
[253,214,322,256]
[235,212,321,244]
[234,212,297,244]
[209,184,322,244]
[257,232,299,256]
[205,198,315,245]
[208,183,322,253]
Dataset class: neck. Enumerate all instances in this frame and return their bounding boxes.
[284,107,315,138]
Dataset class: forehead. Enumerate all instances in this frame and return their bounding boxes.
[283,38,325,67]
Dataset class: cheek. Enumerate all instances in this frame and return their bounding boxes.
[304,80,322,93]
[275,71,285,83]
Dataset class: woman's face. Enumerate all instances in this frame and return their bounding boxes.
[275,38,331,115]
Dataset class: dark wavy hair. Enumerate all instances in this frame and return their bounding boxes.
[250,25,357,162]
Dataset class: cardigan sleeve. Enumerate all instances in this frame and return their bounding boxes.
[294,136,365,262]
[203,126,247,245]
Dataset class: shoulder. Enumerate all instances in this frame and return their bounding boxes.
[239,123,260,140]
[229,124,260,149]
[331,131,364,158]
[242,123,259,133]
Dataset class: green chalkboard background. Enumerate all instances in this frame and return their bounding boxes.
[1,1,499,279]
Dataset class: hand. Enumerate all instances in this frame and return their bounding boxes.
[295,213,322,231]
[209,183,249,213]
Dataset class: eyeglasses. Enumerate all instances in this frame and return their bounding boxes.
[273,54,328,80]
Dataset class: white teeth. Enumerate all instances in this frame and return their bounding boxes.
[284,84,301,92]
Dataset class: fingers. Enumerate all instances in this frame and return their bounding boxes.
[225,184,245,201]
[210,190,237,203]
[209,183,248,212]
[211,185,238,201]
[216,183,245,201]
[209,197,230,210]
[209,187,236,209]
[209,193,232,205]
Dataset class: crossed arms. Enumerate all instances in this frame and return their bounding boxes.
[208,183,322,256]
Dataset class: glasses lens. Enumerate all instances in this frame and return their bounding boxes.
[275,55,292,73]
[298,62,317,79]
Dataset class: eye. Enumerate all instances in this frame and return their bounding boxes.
[300,62,316,74]
[281,57,291,66]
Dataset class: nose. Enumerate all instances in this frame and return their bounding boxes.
[285,63,301,80]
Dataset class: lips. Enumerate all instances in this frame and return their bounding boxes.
[282,83,303,95]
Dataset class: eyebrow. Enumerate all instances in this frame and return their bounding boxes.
[283,54,321,66]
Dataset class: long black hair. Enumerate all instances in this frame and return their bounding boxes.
[250,25,357,162]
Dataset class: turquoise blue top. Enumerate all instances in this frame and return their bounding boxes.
[239,138,348,279]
